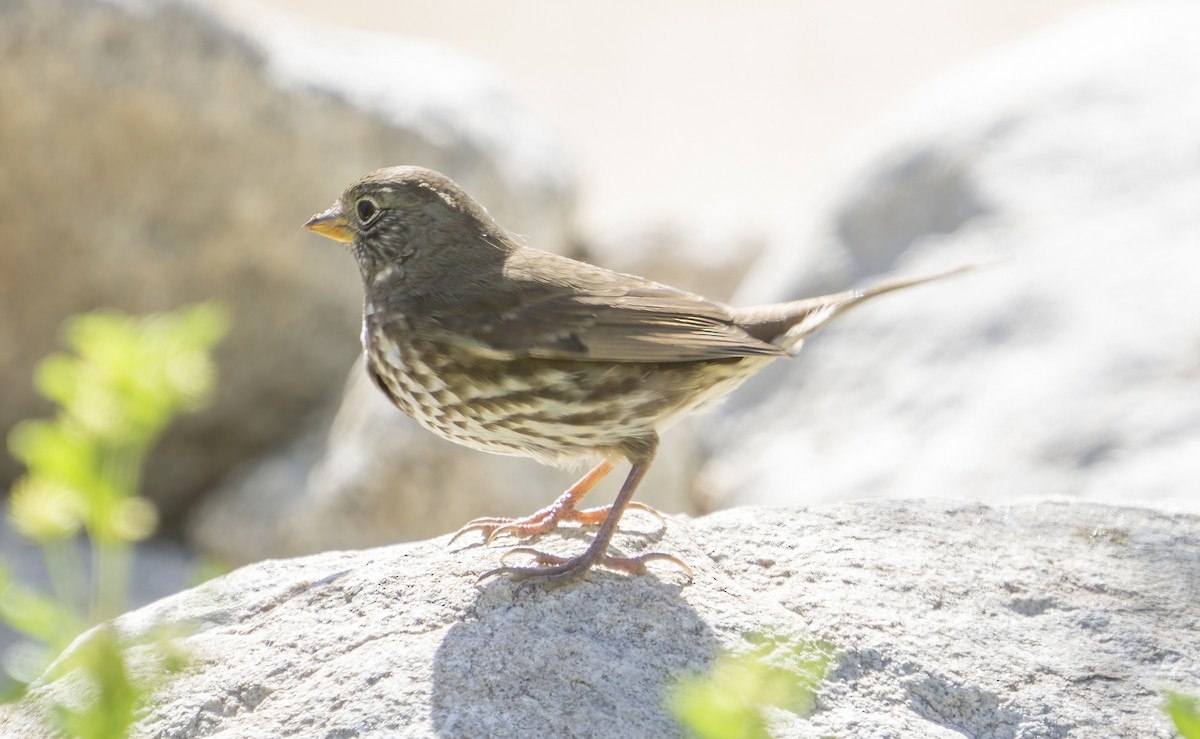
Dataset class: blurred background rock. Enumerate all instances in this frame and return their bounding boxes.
[0,0,573,524]
[703,3,1200,514]
[5,0,1196,586]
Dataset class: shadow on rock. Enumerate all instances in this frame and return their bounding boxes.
[431,572,714,737]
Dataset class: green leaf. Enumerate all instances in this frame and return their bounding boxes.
[32,354,81,409]
[8,420,95,490]
[52,626,141,739]
[108,497,159,544]
[2,302,228,736]
[668,637,831,739]
[7,476,85,542]
[1167,692,1200,739]
[0,579,80,644]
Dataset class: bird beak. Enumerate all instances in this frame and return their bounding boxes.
[303,202,354,243]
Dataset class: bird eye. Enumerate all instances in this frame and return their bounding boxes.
[356,198,379,223]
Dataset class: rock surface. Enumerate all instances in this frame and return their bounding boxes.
[0,0,574,514]
[702,2,1200,515]
[2,500,1195,737]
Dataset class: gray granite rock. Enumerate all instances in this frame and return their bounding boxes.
[2,500,1194,737]
[703,2,1200,516]
[0,0,574,516]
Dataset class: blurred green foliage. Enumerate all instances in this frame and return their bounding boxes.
[1167,692,1200,738]
[2,304,227,737]
[668,634,831,739]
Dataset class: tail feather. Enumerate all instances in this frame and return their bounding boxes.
[735,263,982,354]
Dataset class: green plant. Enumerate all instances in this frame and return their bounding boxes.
[1167,692,1200,739]
[668,634,832,739]
[2,303,228,737]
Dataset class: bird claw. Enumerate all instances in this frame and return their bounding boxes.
[448,509,562,547]
[475,545,693,586]
[448,517,512,546]
[449,500,668,547]
[623,501,667,527]
[486,519,543,544]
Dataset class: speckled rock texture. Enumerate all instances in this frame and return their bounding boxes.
[2,500,1194,738]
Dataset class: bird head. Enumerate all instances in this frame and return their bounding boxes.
[304,166,509,292]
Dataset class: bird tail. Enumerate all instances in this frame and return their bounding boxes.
[734,263,983,354]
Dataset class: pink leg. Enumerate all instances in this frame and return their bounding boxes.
[449,459,665,545]
[477,459,692,586]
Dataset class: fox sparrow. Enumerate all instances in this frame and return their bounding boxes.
[305,166,972,586]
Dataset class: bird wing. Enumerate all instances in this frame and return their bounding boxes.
[431,249,787,363]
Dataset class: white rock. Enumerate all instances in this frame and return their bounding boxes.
[705,2,1200,515]
[2,500,1194,737]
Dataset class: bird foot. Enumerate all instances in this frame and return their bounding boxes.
[477,545,693,587]
[449,501,665,546]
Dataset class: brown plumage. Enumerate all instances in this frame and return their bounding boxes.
[305,165,972,585]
